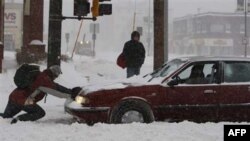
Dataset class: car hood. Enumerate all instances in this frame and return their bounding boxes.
[81,75,163,95]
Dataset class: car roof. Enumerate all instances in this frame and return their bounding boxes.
[175,56,250,62]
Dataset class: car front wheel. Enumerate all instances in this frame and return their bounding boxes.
[110,99,154,124]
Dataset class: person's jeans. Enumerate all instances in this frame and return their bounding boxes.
[2,101,45,122]
[127,67,140,78]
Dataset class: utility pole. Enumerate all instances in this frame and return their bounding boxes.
[47,0,63,68]
[147,0,151,56]
[154,0,165,70]
[164,0,168,63]
[244,0,248,57]
[0,0,4,73]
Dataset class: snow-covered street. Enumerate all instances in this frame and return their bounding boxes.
[0,51,242,141]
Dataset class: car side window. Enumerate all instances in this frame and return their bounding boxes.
[177,62,218,84]
[224,62,250,83]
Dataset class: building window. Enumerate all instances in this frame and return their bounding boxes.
[210,24,224,33]
[240,24,244,34]
[196,22,202,33]
[225,23,231,33]
[201,24,207,33]
[187,20,193,34]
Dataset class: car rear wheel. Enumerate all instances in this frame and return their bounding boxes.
[110,99,154,124]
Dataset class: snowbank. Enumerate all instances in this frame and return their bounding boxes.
[0,119,225,141]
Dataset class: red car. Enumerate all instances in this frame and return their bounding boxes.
[65,56,250,124]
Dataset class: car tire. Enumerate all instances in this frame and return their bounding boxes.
[110,99,154,124]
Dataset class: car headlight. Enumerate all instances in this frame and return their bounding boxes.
[75,95,89,104]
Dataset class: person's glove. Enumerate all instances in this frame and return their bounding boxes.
[71,87,82,99]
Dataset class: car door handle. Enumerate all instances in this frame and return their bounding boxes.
[204,90,216,94]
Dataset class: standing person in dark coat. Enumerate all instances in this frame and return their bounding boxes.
[0,65,82,124]
[122,31,146,78]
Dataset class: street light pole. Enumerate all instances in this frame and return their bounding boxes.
[48,0,63,68]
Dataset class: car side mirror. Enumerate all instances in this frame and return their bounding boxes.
[167,78,179,87]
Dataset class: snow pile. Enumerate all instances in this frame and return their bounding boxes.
[0,120,224,141]
[81,75,164,94]
[29,40,45,46]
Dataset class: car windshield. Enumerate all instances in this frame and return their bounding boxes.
[148,58,187,82]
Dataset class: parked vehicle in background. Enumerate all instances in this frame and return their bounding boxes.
[65,56,250,124]
[75,41,94,57]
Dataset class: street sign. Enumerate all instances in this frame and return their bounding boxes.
[242,37,249,45]
[90,23,100,33]
[65,33,70,43]
[92,34,97,40]
[137,26,143,36]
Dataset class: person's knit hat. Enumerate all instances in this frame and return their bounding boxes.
[131,31,140,40]
[49,65,62,77]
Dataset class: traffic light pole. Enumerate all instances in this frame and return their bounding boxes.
[47,0,63,68]
[61,16,97,21]
[49,16,97,21]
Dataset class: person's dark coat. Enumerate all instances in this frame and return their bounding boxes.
[122,37,145,68]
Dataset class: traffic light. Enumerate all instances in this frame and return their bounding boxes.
[91,0,112,17]
[99,3,112,16]
[92,0,99,17]
[74,0,90,16]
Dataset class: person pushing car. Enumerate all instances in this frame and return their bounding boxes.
[0,65,82,124]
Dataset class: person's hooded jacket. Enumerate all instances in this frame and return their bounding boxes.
[122,31,145,68]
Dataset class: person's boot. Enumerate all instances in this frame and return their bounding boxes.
[10,117,19,124]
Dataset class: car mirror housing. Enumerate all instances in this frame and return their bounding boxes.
[167,79,179,87]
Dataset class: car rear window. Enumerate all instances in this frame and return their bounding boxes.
[224,61,250,83]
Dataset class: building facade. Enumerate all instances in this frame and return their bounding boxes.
[4,2,22,51]
[172,12,250,56]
